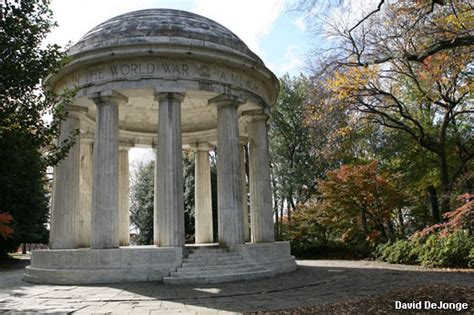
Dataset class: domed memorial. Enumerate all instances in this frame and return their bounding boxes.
[25,9,296,284]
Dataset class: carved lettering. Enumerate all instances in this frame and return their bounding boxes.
[219,71,227,82]
[120,64,130,75]
[147,63,155,74]
[80,62,262,96]
[110,65,119,76]
[90,68,104,81]
[131,63,138,75]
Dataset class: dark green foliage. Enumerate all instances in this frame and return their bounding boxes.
[270,75,322,211]
[183,151,195,241]
[290,240,370,260]
[130,151,204,244]
[0,0,76,255]
[417,231,473,268]
[129,161,155,245]
[376,231,474,268]
[375,240,418,265]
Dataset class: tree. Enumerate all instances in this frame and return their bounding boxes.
[322,1,473,214]
[0,0,76,255]
[129,152,199,244]
[319,161,406,243]
[0,213,13,240]
[183,149,195,240]
[270,74,324,218]
[130,161,155,245]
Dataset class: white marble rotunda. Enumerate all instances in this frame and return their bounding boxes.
[25,8,296,284]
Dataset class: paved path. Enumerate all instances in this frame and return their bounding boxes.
[1,260,473,314]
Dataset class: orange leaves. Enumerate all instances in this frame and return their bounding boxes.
[412,193,474,240]
[319,161,404,238]
[0,213,14,239]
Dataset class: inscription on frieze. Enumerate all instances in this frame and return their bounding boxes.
[74,61,263,95]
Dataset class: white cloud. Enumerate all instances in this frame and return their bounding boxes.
[193,0,284,56]
[276,44,304,76]
[47,0,177,47]
[322,0,382,38]
[294,16,306,31]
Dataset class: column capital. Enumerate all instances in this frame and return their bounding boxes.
[241,110,269,123]
[208,94,246,108]
[190,142,213,152]
[119,144,133,151]
[89,90,128,105]
[154,88,185,102]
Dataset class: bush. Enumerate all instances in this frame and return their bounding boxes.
[375,240,417,264]
[376,230,474,268]
[417,230,473,268]
[290,240,371,259]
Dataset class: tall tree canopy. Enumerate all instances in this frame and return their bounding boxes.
[313,0,473,214]
[0,0,75,255]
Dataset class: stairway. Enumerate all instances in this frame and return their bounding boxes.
[163,246,274,284]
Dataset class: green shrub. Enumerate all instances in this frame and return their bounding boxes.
[417,230,473,268]
[375,240,417,264]
[469,247,474,268]
[375,231,473,268]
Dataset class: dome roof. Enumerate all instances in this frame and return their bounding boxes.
[70,8,263,65]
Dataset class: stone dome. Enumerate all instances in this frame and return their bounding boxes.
[70,8,263,65]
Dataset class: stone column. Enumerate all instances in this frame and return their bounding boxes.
[77,139,93,248]
[89,91,127,249]
[209,94,245,245]
[119,147,130,246]
[248,114,275,242]
[194,143,213,244]
[50,116,80,249]
[240,143,250,242]
[154,91,185,247]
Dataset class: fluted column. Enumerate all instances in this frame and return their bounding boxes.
[77,139,93,248]
[194,143,213,244]
[248,114,275,242]
[154,91,185,247]
[240,143,250,242]
[90,91,127,249]
[209,94,245,245]
[50,116,80,249]
[119,147,130,246]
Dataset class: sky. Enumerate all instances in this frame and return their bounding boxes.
[47,0,317,78]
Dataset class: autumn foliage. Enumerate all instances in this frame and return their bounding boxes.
[319,161,405,243]
[0,213,13,239]
[412,194,474,239]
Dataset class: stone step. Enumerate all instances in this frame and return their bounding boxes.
[185,248,229,255]
[163,269,275,285]
[181,257,246,267]
[186,252,242,260]
[177,262,256,272]
[170,266,266,277]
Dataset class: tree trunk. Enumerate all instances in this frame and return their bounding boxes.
[438,154,452,215]
[287,196,292,221]
[22,243,27,254]
[397,208,406,238]
[360,208,369,237]
[280,198,284,225]
[427,185,440,222]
